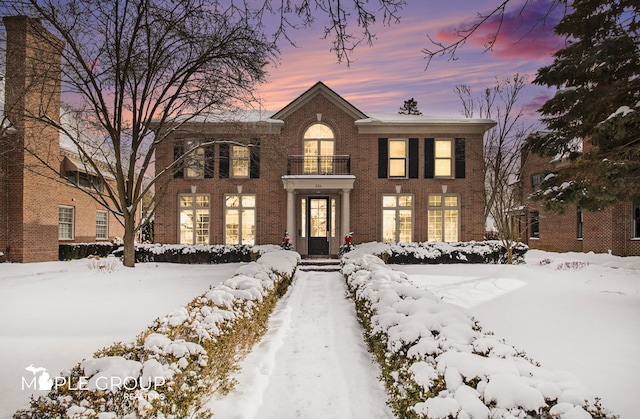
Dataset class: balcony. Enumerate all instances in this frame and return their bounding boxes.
[286,155,351,175]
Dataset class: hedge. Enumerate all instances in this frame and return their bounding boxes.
[341,250,616,419]
[60,243,279,264]
[15,249,300,419]
[351,241,528,265]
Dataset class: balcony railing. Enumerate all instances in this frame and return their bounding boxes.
[286,155,351,175]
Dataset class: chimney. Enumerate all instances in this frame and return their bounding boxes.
[2,15,65,262]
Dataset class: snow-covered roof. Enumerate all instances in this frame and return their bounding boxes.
[169,109,283,125]
[356,112,495,125]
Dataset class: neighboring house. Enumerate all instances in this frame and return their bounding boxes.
[0,16,124,262]
[520,141,640,256]
[154,82,496,256]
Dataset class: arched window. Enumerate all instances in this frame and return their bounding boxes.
[303,123,335,174]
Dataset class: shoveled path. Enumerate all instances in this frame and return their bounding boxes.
[206,270,393,419]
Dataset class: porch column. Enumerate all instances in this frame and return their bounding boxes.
[286,188,296,248]
[341,188,350,238]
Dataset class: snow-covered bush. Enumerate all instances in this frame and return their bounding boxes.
[14,249,300,419]
[59,242,117,260]
[112,243,258,264]
[352,241,528,265]
[341,251,617,419]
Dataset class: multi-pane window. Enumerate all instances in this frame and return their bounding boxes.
[58,206,75,240]
[96,210,108,240]
[388,139,407,178]
[179,194,210,245]
[183,139,205,178]
[428,195,459,242]
[225,194,256,245]
[530,211,540,238]
[434,139,453,177]
[65,171,104,192]
[382,194,413,242]
[303,123,335,174]
[231,145,250,178]
[531,173,545,191]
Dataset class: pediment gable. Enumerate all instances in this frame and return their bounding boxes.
[272,81,367,121]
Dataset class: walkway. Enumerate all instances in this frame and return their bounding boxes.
[206,270,393,419]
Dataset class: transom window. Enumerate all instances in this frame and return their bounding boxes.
[58,206,75,240]
[225,194,256,245]
[388,139,407,178]
[382,194,413,242]
[428,194,459,242]
[435,139,453,177]
[179,194,210,245]
[303,123,335,174]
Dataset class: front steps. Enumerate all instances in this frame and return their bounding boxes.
[299,258,342,272]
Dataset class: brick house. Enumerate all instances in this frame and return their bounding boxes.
[154,82,496,256]
[0,16,124,262]
[520,143,640,256]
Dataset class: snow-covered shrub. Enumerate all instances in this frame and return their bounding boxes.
[341,251,617,419]
[14,250,300,419]
[112,243,257,264]
[353,240,528,265]
[59,242,117,260]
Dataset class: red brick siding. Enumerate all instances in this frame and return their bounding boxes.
[520,148,639,256]
[155,91,487,252]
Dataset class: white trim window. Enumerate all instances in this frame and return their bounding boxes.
[225,194,256,245]
[303,123,335,174]
[58,206,75,240]
[96,210,109,240]
[428,194,460,242]
[382,194,413,242]
[179,194,210,245]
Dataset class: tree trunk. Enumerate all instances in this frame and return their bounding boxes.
[507,245,513,264]
[122,216,136,268]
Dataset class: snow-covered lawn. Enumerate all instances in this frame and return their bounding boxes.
[0,260,241,418]
[0,249,638,418]
[392,250,640,419]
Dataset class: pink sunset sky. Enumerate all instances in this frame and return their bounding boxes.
[254,0,566,123]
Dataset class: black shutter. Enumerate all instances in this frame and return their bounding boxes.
[250,140,260,179]
[424,138,434,178]
[455,138,466,179]
[219,143,229,178]
[409,138,419,178]
[378,138,388,178]
[204,143,214,178]
[173,141,184,178]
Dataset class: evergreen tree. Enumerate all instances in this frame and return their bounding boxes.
[528,0,640,212]
[399,98,422,115]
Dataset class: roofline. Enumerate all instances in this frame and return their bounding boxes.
[272,81,367,121]
[355,118,496,135]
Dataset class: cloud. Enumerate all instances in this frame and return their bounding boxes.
[434,0,565,61]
